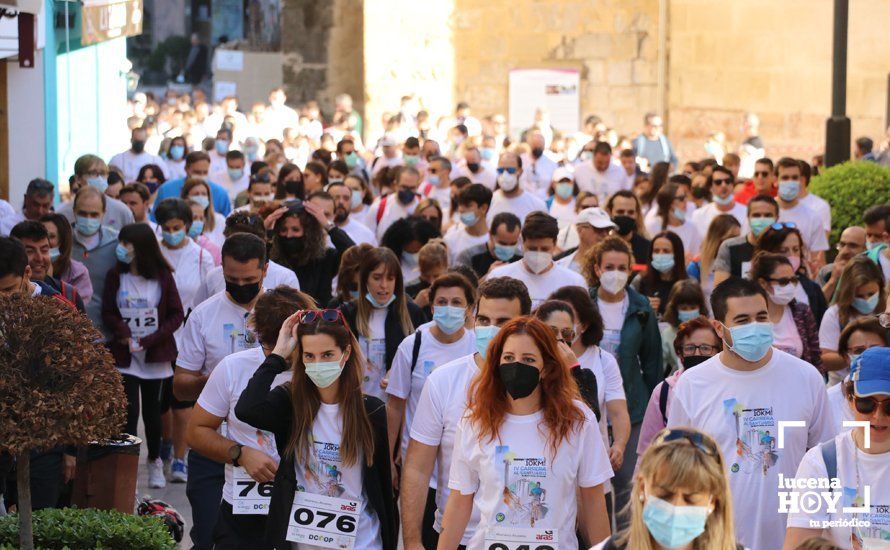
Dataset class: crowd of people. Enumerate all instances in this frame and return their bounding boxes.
[1,85,889,550]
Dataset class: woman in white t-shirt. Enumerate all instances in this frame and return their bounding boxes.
[820,256,886,384]
[592,427,739,550]
[187,199,221,266]
[546,174,578,230]
[234,308,398,549]
[439,316,613,549]
[828,318,890,434]
[182,178,226,248]
[785,347,890,549]
[344,174,372,228]
[102,223,184,489]
[644,182,702,260]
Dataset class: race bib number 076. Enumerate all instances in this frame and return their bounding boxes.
[285,491,360,549]
[231,467,272,515]
[484,527,558,550]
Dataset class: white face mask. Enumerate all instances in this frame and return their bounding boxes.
[498,171,519,192]
[599,270,628,294]
[523,250,552,274]
[770,282,796,305]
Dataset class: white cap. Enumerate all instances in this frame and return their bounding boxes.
[380,134,397,147]
[576,207,616,229]
[551,167,574,182]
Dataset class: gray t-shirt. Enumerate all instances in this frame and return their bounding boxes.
[713,234,749,274]
[57,197,135,233]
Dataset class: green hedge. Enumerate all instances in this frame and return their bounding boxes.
[0,507,175,550]
[809,161,890,248]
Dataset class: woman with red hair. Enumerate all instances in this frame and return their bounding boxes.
[437,316,613,549]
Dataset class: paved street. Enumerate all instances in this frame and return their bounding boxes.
[135,421,192,548]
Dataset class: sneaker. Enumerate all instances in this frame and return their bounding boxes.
[170,458,188,483]
[148,458,166,489]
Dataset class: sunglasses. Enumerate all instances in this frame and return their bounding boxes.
[712,178,732,186]
[767,276,799,286]
[655,429,718,457]
[548,325,575,342]
[496,167,518,175]
[853,396,890,416]
[296,309,346,326]
[770,221,797,231]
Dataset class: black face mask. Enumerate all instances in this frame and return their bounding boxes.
[691,187,709,200]
[144,181,160,194]
[226,280,261,305]
[531,147,544,159]
[498,362,541,400]
[285,180,303,197]
[131,140,146,154]
[467,162,480,173]
[280,236,304,256]
[397,188,416,205]
[682,355,712,369]
[612,215,636,236]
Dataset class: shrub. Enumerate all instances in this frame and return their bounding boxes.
[0,508,175,549]
[809,161,890,248]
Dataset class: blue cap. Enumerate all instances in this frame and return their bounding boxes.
[851,347,890,397]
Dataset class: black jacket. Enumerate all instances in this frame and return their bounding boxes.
[234,354,397,550]
[339,299,428,373]
[277,227,355,306]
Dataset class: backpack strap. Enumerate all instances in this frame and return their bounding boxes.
[821,438,838,492]
[409,329,423,373]
[659,381,670,425]
[375,196,388,224]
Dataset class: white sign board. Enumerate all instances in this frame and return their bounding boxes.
[508,68,580,139]
[214,49,244,72]
[213,80,237,102]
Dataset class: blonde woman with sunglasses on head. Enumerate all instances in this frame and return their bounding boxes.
[592,427,739,550]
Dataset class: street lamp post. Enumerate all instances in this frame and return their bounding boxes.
[825,0,850,167]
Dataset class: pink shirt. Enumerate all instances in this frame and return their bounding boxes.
[636,370,683,460]
[61,259,94,305]
[196,235,222,266]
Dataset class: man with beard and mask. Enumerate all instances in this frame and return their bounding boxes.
[268,198,355,305]
[520,132,557,198]
[457,146,496,190]
[110,127,168,183]
[605,190,651,266]
[486,152,547,225]
[173,233,268,549]
[574,141,628,203]
[328,180,377,245]
[368,166,422,241]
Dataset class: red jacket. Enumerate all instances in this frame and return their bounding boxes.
[102,266,184,367]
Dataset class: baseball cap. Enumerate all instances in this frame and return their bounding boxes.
[380,135,397,147]
[551,167,574,183]
[576,207,617,230]
[851,347,890,397]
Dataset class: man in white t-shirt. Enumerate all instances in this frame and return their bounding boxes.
[367,166,422,241]
[443,183,492,263]
[520,132,558,198]
[667,278,835,550]
[487,152,547,226]
[209,128,234,175]
[210,150,249,200]
[691,166,747,237]
[109,127,167,182]
[488,212,586,308]
[189,287,308,546]
[573,141,628,202]
[797,159,831,240]
[418,156,454,219]
[328,180,377,246]
[457,147,497,190]
[173,233,268,550]
[370,134,404,178]
[774,157,829,267]
[401,276,532,549]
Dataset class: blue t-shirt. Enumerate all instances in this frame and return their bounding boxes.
[151,178,232,219]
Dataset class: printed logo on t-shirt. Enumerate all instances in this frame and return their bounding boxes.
[852,502,890,547]
[299,435,346,498]
[724,398,778,476]
[494,445,549,528]
[223,322,257,354]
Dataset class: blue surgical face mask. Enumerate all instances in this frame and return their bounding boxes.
[723,321,773,362]
[305,356,346,388]
[651,253,675,273]
[87,176,108,193]
[345,151,359,168]
[215,140,229,155]
[460,211,478,226]
[475,325,499,358]
[169,145,185,160]
[366,292,395,309]
[493,243,516,261]
[555,182,574,200]
[75,216,101,236]
[480,148,495,161]
[433,305,466,335]
[350,190,363,209]
[672,206,686,222]
[713,193,734,206]
[642,494,711,549]
[190,195,210,210]
[866,240,882,251]
[162,229,186,247]
[852,292,879,315]
[778,180,800,202]
[227,168,244,182]
[402,251,419,266]
[115,243,132,264]
[188,220,205,238]
[428,174,440,186]
[677,309,700,323]
[749,216,776,237]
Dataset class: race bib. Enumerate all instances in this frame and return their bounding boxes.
[120,307,159,338]
[483,527,558,550]
[286,492,360,549]
[231,467,273,515]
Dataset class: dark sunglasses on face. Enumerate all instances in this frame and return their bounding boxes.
[853,396,890,416]
[712,178,732,186]
[767,276,799,286]
[548,325,575,342]
[496,167,518,175]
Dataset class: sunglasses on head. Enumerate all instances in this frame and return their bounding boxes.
[296,309,346,326]
[655,429,718,457]
[853,396,890,416]
[770,221,797,231]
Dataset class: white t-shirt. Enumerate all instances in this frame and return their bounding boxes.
[486,190,547,227]
[597,294,628,358]
[773,306,803,358]
[443,226,489,263]
[161,239,214,317]
[799,193,832,236]
[116,273,172,379]
[411,353,480,543]
[176,291,260,376]
[197,347,290,506]
[520,153,558,198]
[691,201,747,238]
[293,402,382,550]
[880,252,890,282]
[386,325,475,460]
[359,308,388,401]
[577,345,625,493]
[449,403,613,550]
[457,163,497,191]
[573,160,629,202]
[819,305,857,380]
[109,150,168,182]
[200,260,300,302]
[164,158,187,181]
[210,168,250,200]
[547,198,577,230]
[487,260,586,309]
[645,218,703,257]
[826,383,855,436]
[367,195,418,242]
[339,217,378,246]
[787,431,890,548]
[667,349,836,550]
[780,202,830,252]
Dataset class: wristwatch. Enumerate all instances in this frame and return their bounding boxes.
[228,444,244,467]
[325,220,335,231]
